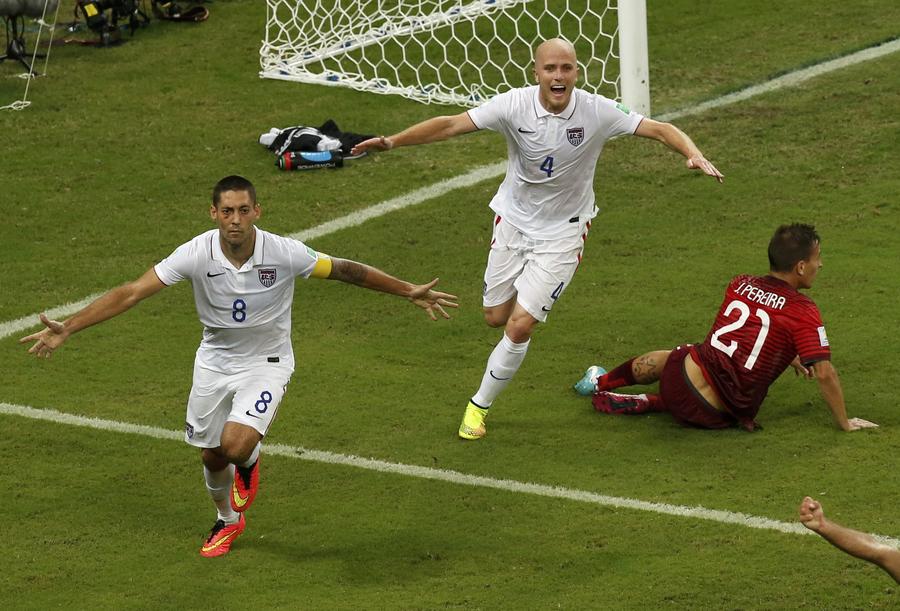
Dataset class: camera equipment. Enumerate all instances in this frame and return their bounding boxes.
[77,0,149,46]
[151,1,208,23]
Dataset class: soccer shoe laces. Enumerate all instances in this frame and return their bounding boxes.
[205,519,226,542]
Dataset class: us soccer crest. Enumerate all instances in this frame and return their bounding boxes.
[258,268,276,288]
[566,127,585,146]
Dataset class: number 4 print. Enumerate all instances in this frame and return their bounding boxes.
[540,156,554,178]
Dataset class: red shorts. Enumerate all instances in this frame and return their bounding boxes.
[658,345,735,429]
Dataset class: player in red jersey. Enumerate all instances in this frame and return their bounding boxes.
[573,224,878,431]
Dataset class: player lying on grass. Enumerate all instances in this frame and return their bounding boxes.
[352,37,723,441]
[573,223,877,432]
[799,496,900,583]
[20,175,458,557]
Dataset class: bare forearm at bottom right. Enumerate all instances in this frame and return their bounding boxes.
[817,520,900,582]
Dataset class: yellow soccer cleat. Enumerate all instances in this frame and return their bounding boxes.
[458,401,489,440]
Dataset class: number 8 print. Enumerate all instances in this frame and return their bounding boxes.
[232,299,247,322]
[254,391,272,413]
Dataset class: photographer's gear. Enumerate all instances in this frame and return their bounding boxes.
[152,0,208,22]
[77,0,149,46]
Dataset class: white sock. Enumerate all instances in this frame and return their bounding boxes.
[204,464,239,524]
[240,443,260,469]
[472,333,531,408]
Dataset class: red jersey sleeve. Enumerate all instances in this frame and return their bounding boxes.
[787,299,831,366]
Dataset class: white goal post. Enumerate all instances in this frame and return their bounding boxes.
[260,0,650,115]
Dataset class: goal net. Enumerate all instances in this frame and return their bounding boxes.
[260,0,650,114]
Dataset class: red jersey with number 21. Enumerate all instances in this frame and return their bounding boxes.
[694,274,831,421]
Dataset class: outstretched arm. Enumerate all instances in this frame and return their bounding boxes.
[810,360,878,431]
[19,267,167,358]
[633,118,724,183]
[799,496,900,583]
[350,112,478,156]
[325,258,459,321]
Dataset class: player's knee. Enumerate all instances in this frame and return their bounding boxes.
[219,442,253,465]
[504,318,536,344]
[483,308,508,328]
[201,447,229,471]
[219,435,259,464]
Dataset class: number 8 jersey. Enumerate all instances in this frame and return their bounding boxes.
[694,274,831,420]
[154,228,323,375]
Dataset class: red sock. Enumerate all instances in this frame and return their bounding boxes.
[597,358,637,391]
[592,392,667,415]
[646,394,666,412]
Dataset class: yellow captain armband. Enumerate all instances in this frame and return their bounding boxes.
[310,255,333,279]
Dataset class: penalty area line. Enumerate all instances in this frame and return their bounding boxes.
[3,401,898,548]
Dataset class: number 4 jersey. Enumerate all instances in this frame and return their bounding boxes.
[694,274,831,420]
[467,86,643,242]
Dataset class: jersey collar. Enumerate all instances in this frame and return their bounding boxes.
[210,227,266,272]
[532,86,578,120]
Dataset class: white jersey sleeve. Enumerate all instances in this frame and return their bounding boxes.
[285,239,320,279]
[154,235,204,285]
[467,89,515,132]
[594,97,643,139]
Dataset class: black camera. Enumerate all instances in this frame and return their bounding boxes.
[78,0,148,45]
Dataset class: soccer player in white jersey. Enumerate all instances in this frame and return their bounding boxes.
[351,38,724,440]
[20,175,458,557]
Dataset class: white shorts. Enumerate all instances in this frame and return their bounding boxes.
[482,216,588,322]
[183,361,292,448]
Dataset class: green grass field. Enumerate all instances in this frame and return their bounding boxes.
[2,1,899,608]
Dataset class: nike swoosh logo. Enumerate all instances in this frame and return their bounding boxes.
[244,410,261,419]
[232,486,250,508]
[541,306,552,312]
[206,272,225,277]
[517,127,535,134]
[201,530,237,552]
[489,369,511,381]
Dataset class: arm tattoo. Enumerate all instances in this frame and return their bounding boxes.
[330,258,369,286]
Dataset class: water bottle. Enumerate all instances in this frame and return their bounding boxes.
[277,150,343,171]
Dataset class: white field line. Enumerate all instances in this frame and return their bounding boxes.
[1,292,104,341]
[3,401,898,548]
[3,39,898,339]
[656,38,900,122]
[288,160,506,242]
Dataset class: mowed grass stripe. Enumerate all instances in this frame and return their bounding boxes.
[4,401,898,548]
[3,38,898,338]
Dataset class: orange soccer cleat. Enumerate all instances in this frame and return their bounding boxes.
[199,514,246,558]
[231,458,260,513]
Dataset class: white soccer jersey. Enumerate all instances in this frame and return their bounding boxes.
[467,85,643,242]
[154,228,322,374]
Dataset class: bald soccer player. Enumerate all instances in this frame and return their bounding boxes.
[352,38,724,440]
